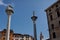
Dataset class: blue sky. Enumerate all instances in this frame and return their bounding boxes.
[0,0,57,40]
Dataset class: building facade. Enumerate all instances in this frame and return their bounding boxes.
[45,0,60,40]
[0,29,34,40]
[13,34,34,40]
[0,29,13,40]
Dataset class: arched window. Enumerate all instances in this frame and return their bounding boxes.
[57,11,60,17]
[50,15,53,21]
[51,24,54,30]
[53,32,56,38]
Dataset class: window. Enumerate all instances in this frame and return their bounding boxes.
[59,21,60,25]
[26,36,29,40]
[20,39,24,40]
[56,5,58,8]
[22,36,24,38]
[15,39,18,40]
[50,15,53,21]
[26,38,29,40]
[49,9,51,12]
[57,11,60,17]
[26,36,29,38]
[53,32,56,38]
[51,24,54,30]
[3,38,5,40]
[15,35,19,37]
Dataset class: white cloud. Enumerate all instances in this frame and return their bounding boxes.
[0,0,7,6]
